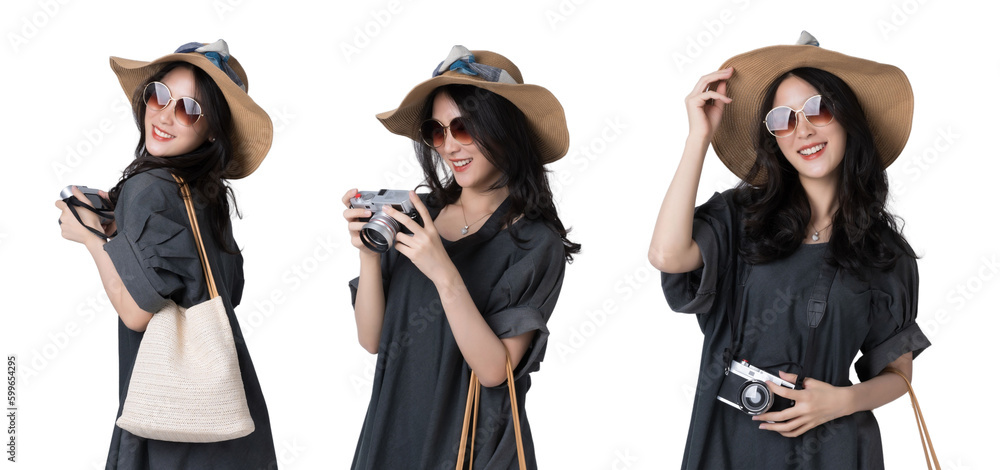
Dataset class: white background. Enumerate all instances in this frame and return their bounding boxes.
[1,0,994,468]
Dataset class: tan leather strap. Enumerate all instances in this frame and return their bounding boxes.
[456,350,526,470]
[171,174,219,299]
[885,368,940,470]
[470,375,480,466]
[506,351,526,468]
[456,373,475,470]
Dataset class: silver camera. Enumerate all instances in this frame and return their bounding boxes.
[60,185,113,225]
[349,189,424,253]
[716,360,795,416]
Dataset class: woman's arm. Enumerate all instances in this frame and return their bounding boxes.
[433,265,533,387]
[383,192,532,388]
[56,186,154,332]
[342,189,387,354]
[844,352,912,414]
[648,68,733,274]
[353,251,386,354]
[755,352,913,437]
[85,238,154,331]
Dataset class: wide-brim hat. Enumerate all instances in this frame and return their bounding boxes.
[376,45,569,164]
[712,32,914,185]
[110,39,272,179]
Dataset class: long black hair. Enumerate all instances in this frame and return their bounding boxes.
[735,67,914,278]
[108,62,240,253]
[413,84,580,261]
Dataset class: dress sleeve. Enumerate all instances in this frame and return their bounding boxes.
[854,253,931,381]
[660,190,735,314]
[482,226,566,381]
[103,171,205,313]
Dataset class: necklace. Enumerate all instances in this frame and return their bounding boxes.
[810,221,833,241]
[460,201,493,235]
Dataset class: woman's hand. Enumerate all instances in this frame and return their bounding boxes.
[55,186,105,246]
[648,69,733,274]
[341,188,379,259]
[384,191,456,285]
[752,371,854,438]
[343,188,388,353]
[685,67,733,141]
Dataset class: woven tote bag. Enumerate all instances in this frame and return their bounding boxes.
[115,175,254,442]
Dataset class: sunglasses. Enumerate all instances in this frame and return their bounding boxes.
[763,95,834,138]
[419,118,474,148]
[143,81,204,127]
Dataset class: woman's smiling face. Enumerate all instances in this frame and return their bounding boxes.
[431,91,503,193]
[771,74,847,184]
[143,66,210,157]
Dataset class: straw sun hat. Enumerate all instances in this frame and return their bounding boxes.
[110,39,273,179]
[711,32,914,184]
[377,45,570,164]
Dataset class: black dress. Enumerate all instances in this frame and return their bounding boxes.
[102,169,277,469]
[349,197,566,469]
[660,190,930,470]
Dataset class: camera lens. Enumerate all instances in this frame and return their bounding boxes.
[739,381,772,415]
[365,229,387,246]
[361,212,398,253]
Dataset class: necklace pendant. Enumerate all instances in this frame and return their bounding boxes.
[812,232,820,241]
[462,226,469,235]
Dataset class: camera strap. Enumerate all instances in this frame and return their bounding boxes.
[723,198,748,370]
[65,196,117,241]
[721,197,839,388]
[795,257,838,389]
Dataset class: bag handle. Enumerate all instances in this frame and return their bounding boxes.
[171,174,219,299]
[456,350,526,470]
[885,368,940,470]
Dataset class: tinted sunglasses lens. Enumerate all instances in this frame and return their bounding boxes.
[144,82,171,110]
[176,98,202,126]
[420,120,446,147]
[803,96,833,127]
[765,107,795,137]
[449,119,473,144]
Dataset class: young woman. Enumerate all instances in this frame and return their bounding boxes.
[55,40,277,468]
[344,46,579,468]
[648,33,931,469]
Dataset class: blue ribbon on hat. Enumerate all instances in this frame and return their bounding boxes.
[175,39,246,90]
[796,31,820,47]
[447,57,482,76]
[431,45,517,84]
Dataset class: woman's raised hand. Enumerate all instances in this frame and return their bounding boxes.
[342,188,379,257]
[649,69,733,274]
[686,67,733,141]
[382,191,455,285]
